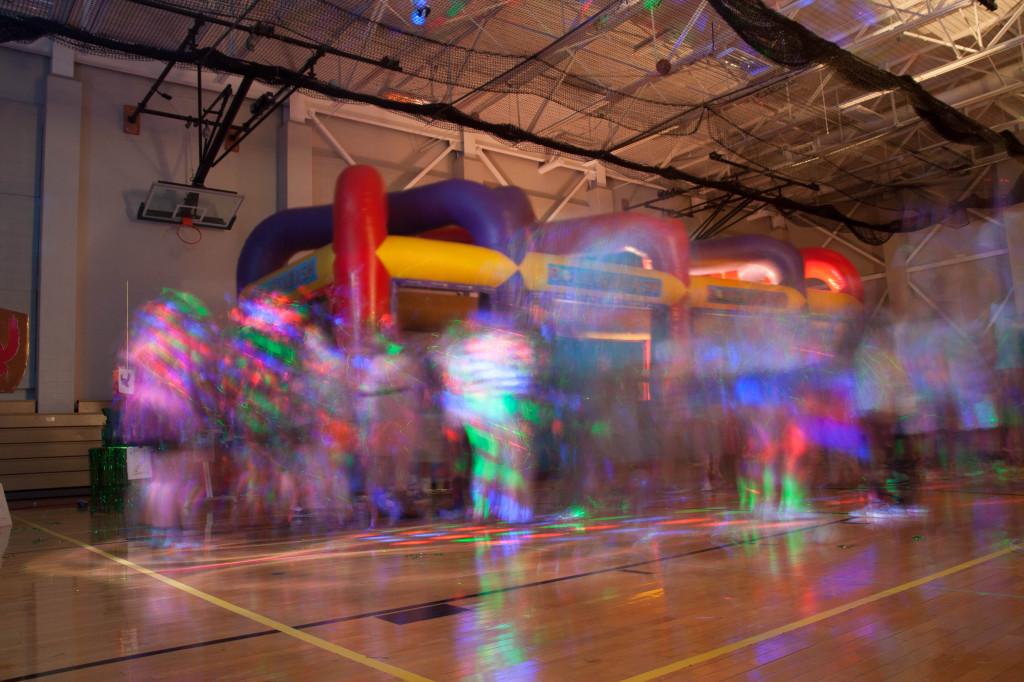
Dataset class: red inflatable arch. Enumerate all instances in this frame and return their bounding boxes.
[800,247,864,302]
[332,165,391,333]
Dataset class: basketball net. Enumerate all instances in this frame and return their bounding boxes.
[177,214,201,245]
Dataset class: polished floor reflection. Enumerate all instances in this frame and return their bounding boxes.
[2,485,1023,681]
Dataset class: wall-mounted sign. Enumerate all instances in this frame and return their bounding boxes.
[0,309,28,393]
[127,447,153,480]
[705,285,789,308]
[689,277,804,311]
[518,253,686,305]
[256,257,319,293]
[546,263,663,298]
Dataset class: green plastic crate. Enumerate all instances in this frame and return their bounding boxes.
[89,446,128,513]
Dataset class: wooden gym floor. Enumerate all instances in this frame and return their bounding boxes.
[2,485,1023,681]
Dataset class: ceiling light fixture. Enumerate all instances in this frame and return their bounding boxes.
[411,0,431,26]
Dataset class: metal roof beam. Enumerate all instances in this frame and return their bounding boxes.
[606,0,976,154]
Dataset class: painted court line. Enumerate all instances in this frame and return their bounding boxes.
[619,541,1020,682]
[5,516,844,681]
[14,516,434,682]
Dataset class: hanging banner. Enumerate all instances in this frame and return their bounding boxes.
[126,447,153,480]
[117,367,135,395]
[0,309,29,393]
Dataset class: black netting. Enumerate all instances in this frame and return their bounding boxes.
[707,0,1024,161]
[0,22,44,43]
[1,0,1020,243]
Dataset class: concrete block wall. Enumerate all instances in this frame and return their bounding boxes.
[0,49,46,402]
[73,64,278,402]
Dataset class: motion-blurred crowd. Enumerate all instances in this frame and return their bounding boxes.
[115,289,1024,541]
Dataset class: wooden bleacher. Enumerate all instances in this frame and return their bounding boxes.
[0,400,108,495]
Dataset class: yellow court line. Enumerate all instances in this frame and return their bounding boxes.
[15,516,434,682]
[620,542,1020,682]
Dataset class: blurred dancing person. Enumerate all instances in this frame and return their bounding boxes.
[354,330,424,527]
[118,289,220,547]
[440,316,543,523]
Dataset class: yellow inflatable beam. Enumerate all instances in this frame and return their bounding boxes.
[251,236,684,304]
[376,236,517,288]
[806,288,862,316]
[249,236,518,294]
[249,235,859,316]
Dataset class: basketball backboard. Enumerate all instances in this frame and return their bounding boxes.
[137,181,244,230]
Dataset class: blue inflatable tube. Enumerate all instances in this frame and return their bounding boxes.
[236,180,535,292]
[236,205,332,293]
[387,180,534,251]
[690,234,806,293]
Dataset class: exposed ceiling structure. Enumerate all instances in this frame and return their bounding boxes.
[2,0,1023,241]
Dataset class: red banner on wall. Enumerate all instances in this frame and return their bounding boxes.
[0,308,29,393]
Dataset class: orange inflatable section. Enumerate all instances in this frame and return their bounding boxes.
[800,247,864,302]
